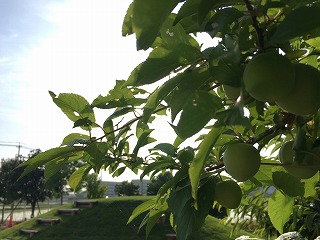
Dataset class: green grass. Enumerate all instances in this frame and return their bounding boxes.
[0,196,257,240]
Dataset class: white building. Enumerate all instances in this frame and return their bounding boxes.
[101,179,150,197]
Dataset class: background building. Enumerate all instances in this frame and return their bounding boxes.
[101,179,150,197]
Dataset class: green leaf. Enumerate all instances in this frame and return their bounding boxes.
[215,105,251,129]
[107,107,133,120]
[209,56,243,86]
[238,24,255,52]
[174,91,222,139]
[132,0,181,50]
[136,119,149,138]
[272,168,305,197]
[125,44,202,86]
[299,54,318,68]
[198,0,214,25]
[302,172,319,198]
[167,177,215,240]
[142,67,189,124]
[160,14,195,46]
[122,2,134,36]
[91,80,145,109]
[189,126,224,203]
[198,0,244,25]
[49,91,95,125]
[141,159,178,179]
[68,165,91,190]
[194,177,216,229]
[174,0,201,25]
[270,6,320,44]
[127,198,156,224]
[167,182,194,240]
[268,189,294,234]
[156,166,189,202]
[83,142,108,171]
[132,129,155,158]
[61,133,90,146]
[306,36,320,48]
[112,166,126,177]
[152,143,176,157]
[19,147,77,179]
[169,69,215,121]
[146,198,168,238]
[250,164,274,186]
[44,159,65,181]
[103,119,115,143]
[73,117,93,129]
[205,7,243,37]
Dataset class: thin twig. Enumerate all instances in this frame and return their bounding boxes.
[205,162,224,172]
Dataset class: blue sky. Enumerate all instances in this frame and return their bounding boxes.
[0,0,149,159]
[0,0,156,180]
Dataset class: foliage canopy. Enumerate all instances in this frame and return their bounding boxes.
[21,0,320,239]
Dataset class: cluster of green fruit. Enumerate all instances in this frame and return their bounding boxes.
[223,52,320,116]
[177,144,256,209]
[217,140,320,209]
[214,143,261,209]
[177,141,318,208]
[178,141,319,210]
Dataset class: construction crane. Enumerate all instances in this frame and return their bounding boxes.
[0,142,33,160]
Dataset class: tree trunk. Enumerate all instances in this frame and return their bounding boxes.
[60,190,63,205]
[30,201,36,218]
[1,202,5,223]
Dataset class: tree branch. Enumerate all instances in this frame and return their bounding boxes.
[250,113,295,144]
[244,0,265,51]
[92,106,169,144]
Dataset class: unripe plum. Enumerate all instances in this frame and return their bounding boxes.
[243,53,295,102]
[215,180,242,209]
[279,141,319,179]
[223,143,261,182]
[276,64,320,115]
[222,84,241,101]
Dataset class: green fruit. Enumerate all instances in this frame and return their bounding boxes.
[243,53,295,102]
[215,180,242,209]
[276,64,320,115]
[279,141,319,179]
[223,85,241,100]
[279,140,295,165]
[177,147,194,163]
[223,143,261,182]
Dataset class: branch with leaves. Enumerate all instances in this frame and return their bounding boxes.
[19,1,320,239]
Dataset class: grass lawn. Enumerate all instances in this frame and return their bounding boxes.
[0,196,257,240]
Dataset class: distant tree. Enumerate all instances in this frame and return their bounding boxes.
[18,149,53,218]
[147,172,173,196]
[115,181,139,196]
[84,173,108,199]
[46,161,84,205]
[0,158,22,223]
